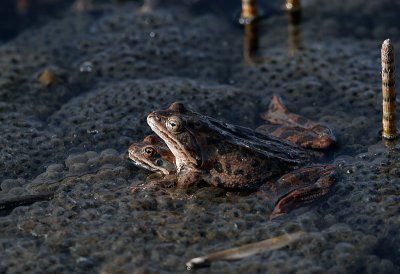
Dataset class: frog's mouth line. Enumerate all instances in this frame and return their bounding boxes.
[128,151,169,175]
[147,115,198,172]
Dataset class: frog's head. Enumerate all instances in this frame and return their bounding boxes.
[128,135,176,175]
[147,102,204,172]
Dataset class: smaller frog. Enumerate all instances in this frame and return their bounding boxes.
[128,135,175,175]
[128,135,177,193]
[256,96,336,149]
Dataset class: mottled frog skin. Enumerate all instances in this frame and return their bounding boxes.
[127,99,338,217]
[147,102,316,189]
[129,96,335,176]
[146,102,337,218]
[256,96,336,149]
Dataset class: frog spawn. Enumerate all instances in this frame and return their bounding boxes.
[129,100,338,219]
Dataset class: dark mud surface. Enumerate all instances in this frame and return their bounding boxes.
[0,0,400,273]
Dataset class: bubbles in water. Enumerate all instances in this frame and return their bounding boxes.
[87,129,99,134]
[80,61,93,73]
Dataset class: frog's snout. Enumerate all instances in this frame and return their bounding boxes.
[147,112,161,123]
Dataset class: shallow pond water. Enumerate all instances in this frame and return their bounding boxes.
[0,0,399,273]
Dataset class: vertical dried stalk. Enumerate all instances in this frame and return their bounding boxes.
[286,0,301,11]
[381,39,397,139]
[240,0,258,25]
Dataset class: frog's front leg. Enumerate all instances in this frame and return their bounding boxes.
[176,169,205,188]
[257,96,336,149]
[128,174,177,193]
[270,165,338,220]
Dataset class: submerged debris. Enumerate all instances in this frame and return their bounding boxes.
[186,231,305,269]
[37,68,59,87]
[0,193,54,216]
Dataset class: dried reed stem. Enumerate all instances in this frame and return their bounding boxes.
[286,0,301,11]
[240,0,258,25]
[381,39,397,139]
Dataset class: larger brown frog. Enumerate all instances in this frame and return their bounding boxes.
[147,102,337,218]
[128,96,335,173]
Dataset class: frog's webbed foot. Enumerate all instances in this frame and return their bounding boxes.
[257,95,336,149]
[270,165,338,220]
[128,174,177,193]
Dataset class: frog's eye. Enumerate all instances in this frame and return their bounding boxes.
[144,146,155,157]
[166,116,183,133]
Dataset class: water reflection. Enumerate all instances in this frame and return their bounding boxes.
[0,0,74,42]
[243,5,304,63]
[243,20,259,64]
[286,0,302,56]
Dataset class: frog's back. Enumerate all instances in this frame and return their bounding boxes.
[207,117,312,165]
[203,117,313,190]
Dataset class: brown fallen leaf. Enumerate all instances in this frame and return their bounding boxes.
[186,231,305,269]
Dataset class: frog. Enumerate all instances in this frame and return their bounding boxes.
[127,135,177,193]
[128,134,175,175]
[128,96,335,176]
[146,102,338,218]
[128,96,330,192]
[256,95,336,149]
